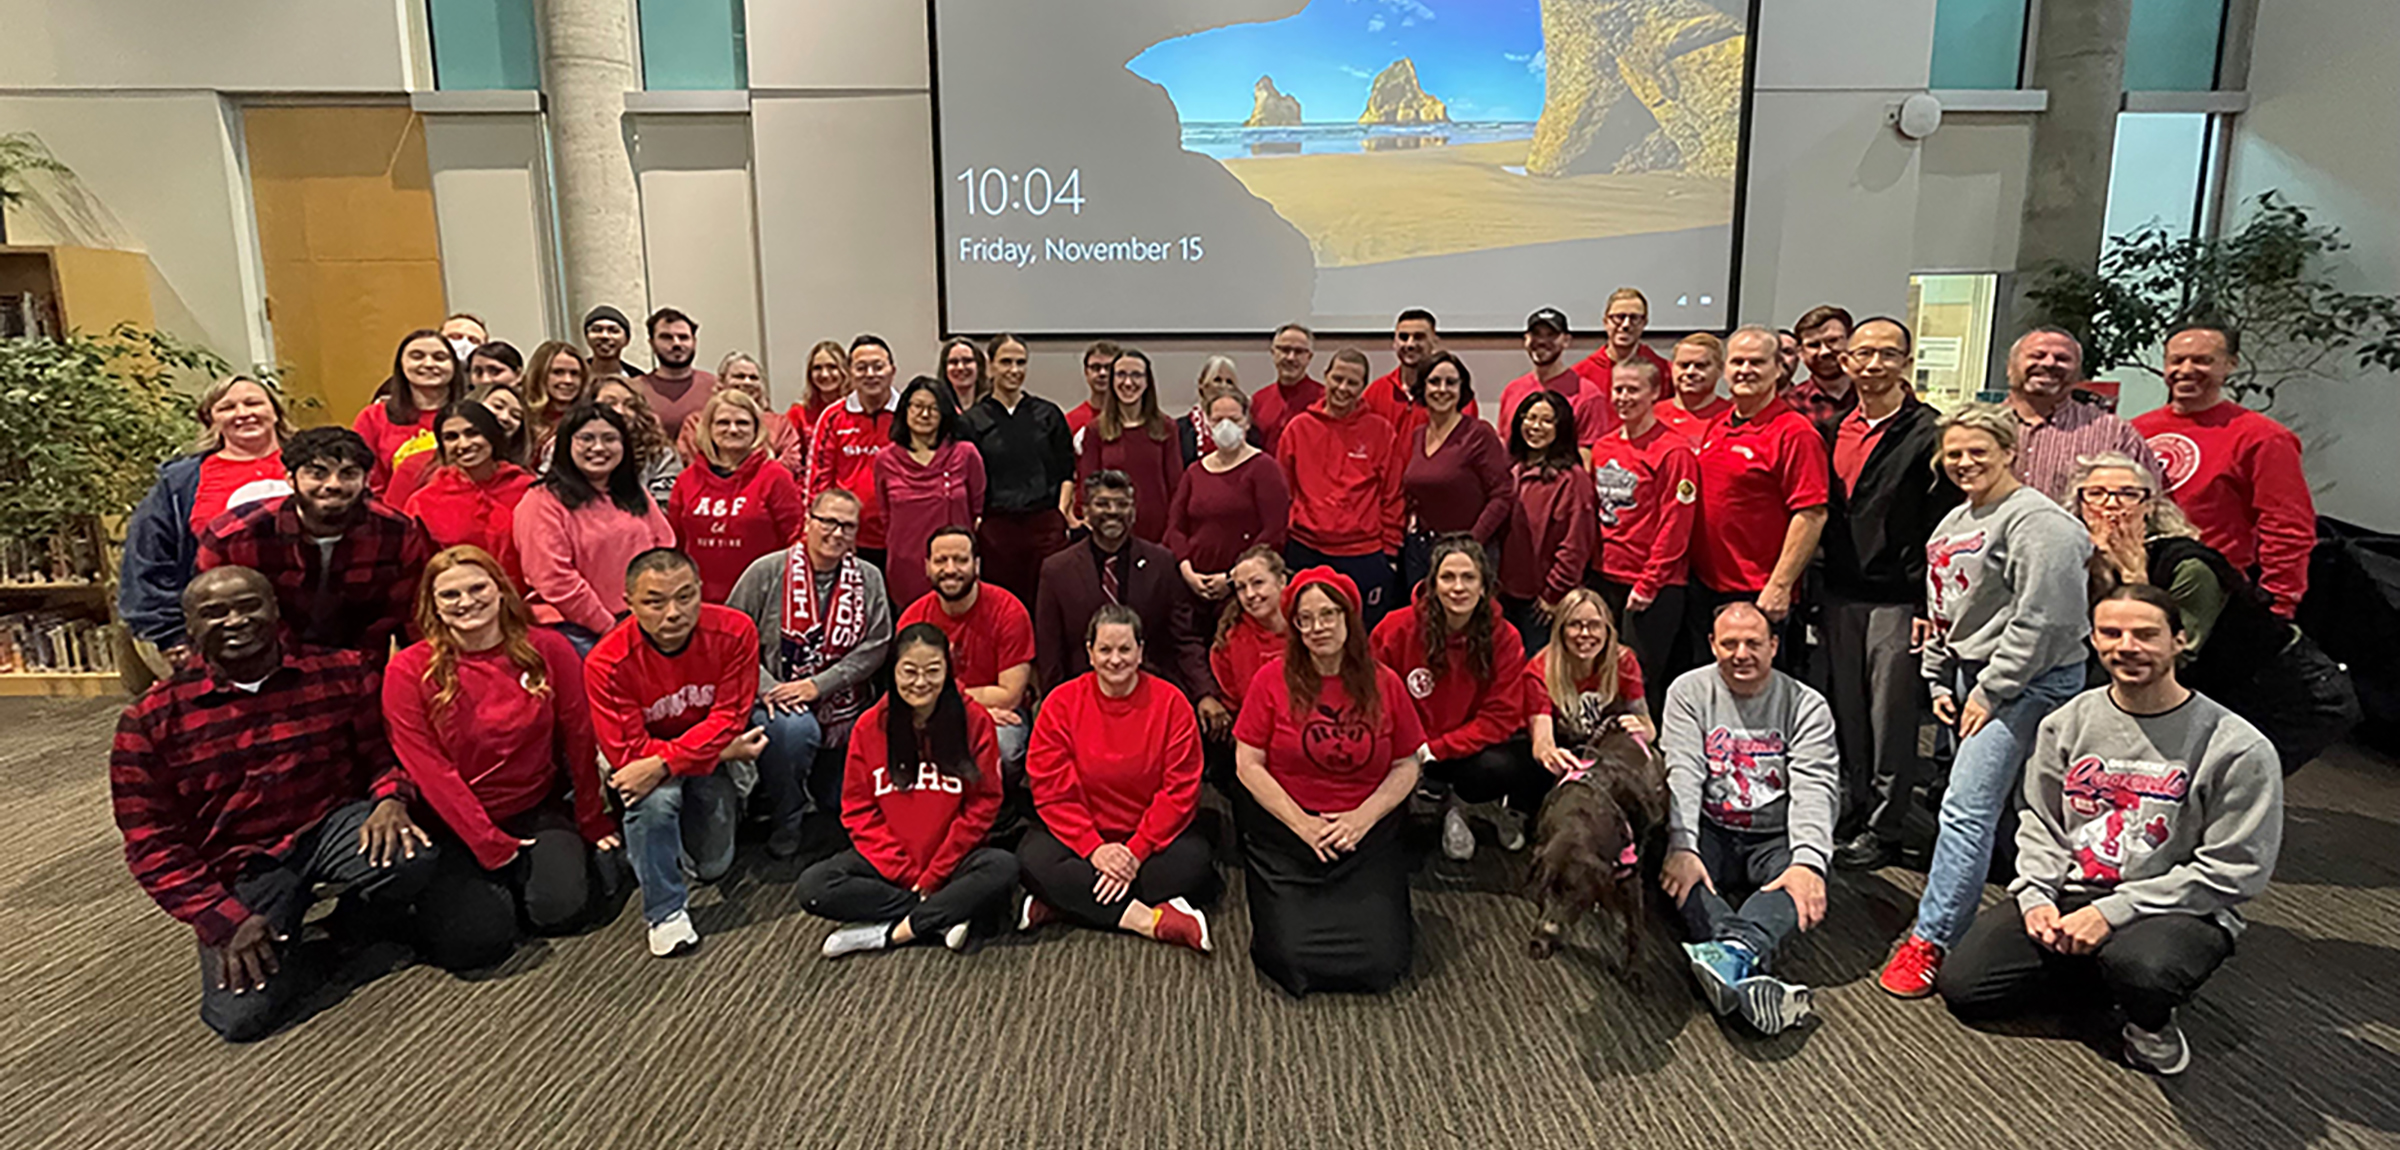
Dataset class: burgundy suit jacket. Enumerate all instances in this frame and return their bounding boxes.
[1033,537,1215,701]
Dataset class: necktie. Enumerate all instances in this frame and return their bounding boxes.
[1101,554,1121,605]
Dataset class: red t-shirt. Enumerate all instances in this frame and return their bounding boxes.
[190,453,291,536]
[1210,612,1286,714]
[1520,646,1646,717]
[1656,395,1731,437]
[1233,658,1426,813]
[1023,672,1201,860]
[1690,398,1830,594]
[1248,377,1324,455]
[803,396,897,549]
[1498,369,1600,434]
[666,452,809,602]
[1370,603,1528,761]
[896,585,1035,693]
[1590,422,1700,599]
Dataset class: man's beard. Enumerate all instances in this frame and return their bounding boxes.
[936,575,977,603]
[658,347,694,370]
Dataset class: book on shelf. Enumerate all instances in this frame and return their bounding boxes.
[0,530,107,585]
[0,291,58,341]
[0,609,118,675]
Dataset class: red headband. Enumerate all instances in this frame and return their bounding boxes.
[1281,566,1360,622]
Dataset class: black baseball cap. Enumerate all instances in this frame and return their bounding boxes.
[1525,308,1570,335]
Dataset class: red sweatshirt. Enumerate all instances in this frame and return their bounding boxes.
[1370,601,1528,760]
[1024,673,1201,860]
[1690,398,1828,594]
[384,628,611,869]
[1211,612,1287,714]
[584,604,760,777]
[841,697,1003,890]
[1591,421,1700,599]
[353,402,438,503]
[667,452,809,602]
[804,394,897,550]
[2134,400,2314,616]
[1276,401,1404,557]
[405,463,536,588]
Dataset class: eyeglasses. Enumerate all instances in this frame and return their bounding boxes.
[1293,609,1345,632]
[2078,486,2151,505]
[1845,346,1909,364]
[1602,313,1646,326]
[1563,619,1610,635]
[569,431,620,447]
[809,513,861,534]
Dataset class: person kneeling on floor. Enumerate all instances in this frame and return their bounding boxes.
[110,566,437,1042]
[797,623,1017,957]
[1937,584,2283,1076]
[1018,605,1217,950]
[1659,601,1838,1035]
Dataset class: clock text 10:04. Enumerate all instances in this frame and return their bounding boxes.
[954,168,1084,216]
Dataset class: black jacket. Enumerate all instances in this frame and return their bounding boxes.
[1820,399,1961,605]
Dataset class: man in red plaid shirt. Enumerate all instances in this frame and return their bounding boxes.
[109,565,436,1042]
[196,426,431,665]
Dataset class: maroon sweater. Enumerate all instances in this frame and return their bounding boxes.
[1166,451,1291,574]
[1403,417,1514,544]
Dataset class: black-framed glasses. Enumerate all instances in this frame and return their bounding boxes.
[2078,486,2151,505]
[809,513,861,534]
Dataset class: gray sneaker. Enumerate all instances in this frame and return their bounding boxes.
[1440,803,1476,861]
[1734,974,1815,1036]
[821,922,893,959]
[1489,803,1529,852]
[2122,1017,2190,1076]
[646,910,700,958]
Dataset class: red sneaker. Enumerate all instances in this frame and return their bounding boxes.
[1018,894,1061,932]
[1878,935,1943,998]
[1153,898,1212,953]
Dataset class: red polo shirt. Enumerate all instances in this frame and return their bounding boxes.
[1690,397,1829,594]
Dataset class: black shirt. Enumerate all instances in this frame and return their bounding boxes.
[963,392,1076,514]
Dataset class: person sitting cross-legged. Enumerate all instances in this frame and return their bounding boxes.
[110,566,437,1042]
[1017,605,1218,951]
[1937,585,2284,1076]
[897,526,1035,772]
[797,623,1017,957]
[1659,601,1839,1036]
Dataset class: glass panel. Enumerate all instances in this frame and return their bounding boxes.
[1907,274,2003,410]
[2124,0,2224,92]
[1930,0,2029,90]
[428,0,540,91]
[639,0,748,91]
[2103,112,2209,241]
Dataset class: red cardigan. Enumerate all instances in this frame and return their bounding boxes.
[1023,673,1200,861]
[842,697,1004,890]
[1370,601,1528,761]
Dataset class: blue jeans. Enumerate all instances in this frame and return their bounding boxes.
[1913,661,2087,949]
[754,705,824,835]
[622,768,740,925]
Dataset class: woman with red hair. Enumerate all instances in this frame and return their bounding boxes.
[1232,567,1426,996]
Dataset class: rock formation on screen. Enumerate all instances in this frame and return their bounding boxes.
[1246,76,1304,126]
[1358,58,1450,125]
[1525,0,1745,179]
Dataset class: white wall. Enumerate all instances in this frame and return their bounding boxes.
[1914,115,2032,273]
[0,0,413,92]
[2224,0,2400,530]
[425,113,557,350]
[634,114,765,374]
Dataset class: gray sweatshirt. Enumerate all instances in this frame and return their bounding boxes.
[725,547,893,707]
[1921,485,2093,705]
[2012,686,2283,936]
[1660,666,1841,873]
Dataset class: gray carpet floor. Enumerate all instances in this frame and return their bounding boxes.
[4,695,2398,1150]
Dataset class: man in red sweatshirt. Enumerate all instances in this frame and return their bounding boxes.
[1066,340,1121,453]
[1278,347,1406,625]
[586,548,763,957]
[804,335,901,568]
[2133,322,2315,617]
[1364,309,1478,451]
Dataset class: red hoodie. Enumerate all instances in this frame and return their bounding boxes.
[405,463,536,588]
[1591,421,1700,599]
[1249,376,1324,455]
[1024,672,1200,860]
[804,394,897,550]
[841,696,1003,890]
[1370,600,1528,761]
[666,452,808,601]
[2133,400,2314,616]
[384,628,611,869]
[1211,612,1287,714]
[1276,400,1404,557]
[584,604,760,777]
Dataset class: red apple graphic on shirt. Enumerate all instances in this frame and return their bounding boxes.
[1302,703,1372,773]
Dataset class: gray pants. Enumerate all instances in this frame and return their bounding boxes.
[1820,591,1929,839]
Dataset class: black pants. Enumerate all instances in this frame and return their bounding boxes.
[1235,789,1412,996]
[1684,584,1808,676]
[1676,821,1800,967]
[195,799,438,1042]
[1284,541,1398,630]
[1592,577,1688,721]
[978,507,1068,611]
[1016,824,1221,930]
[1937,898,2235,1031]
[1422,737,1549,814]
[1819,590,1930,838]
[415,803,596,972]
[795,847,1018,936]
[2236,634,2362,775]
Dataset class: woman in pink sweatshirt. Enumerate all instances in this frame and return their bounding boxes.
[513,402,675,654]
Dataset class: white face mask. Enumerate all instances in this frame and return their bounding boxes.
[448,337,479,364]
[1210,418,1246,452]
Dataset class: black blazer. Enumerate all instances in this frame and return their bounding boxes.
[1821,399,1962,605]
[1034,537,1216,700]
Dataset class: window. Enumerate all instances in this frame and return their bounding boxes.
[1930,0,2029,90]
[2103,112,2212,241]
[1907,274,2004,410]
[2124,0,2225,92]
[428,0,540,91]
[639,0,748,91]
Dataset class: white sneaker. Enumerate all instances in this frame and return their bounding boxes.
[1441,803,1476,861]
[942,922,971,951]
[1490,803,1529,852]
[646,910,700,957]
[821,922,894,959]
[2122,1017,2190,1076]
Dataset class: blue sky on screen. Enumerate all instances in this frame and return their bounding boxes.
[1129,0,1548,123]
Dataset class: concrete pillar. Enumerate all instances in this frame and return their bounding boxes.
[2013,0,2132,330]
[539,0,647,331]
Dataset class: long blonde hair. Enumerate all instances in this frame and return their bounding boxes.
[413,546,549,720]
[1543,588,1624,722]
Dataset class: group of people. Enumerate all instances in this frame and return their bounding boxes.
[106,295,2340,1077]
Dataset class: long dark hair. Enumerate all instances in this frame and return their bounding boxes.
[883,623,980,788]
[1508,389,1581,475]
[544,403,651,515]
[1417,534,1498,684]
[1282,581,1380,726]
[382,328,466,424]
[434,399,510,471]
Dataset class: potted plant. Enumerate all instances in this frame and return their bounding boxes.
[0,322,214,546]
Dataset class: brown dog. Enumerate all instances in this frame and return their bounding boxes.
[1527,703,1670,971]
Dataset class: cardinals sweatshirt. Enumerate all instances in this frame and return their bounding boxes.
[1659,666,1840,873]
